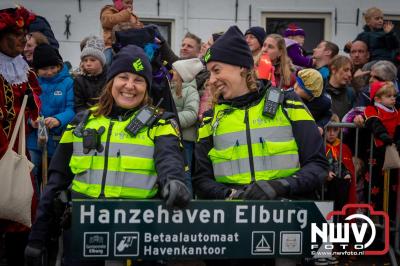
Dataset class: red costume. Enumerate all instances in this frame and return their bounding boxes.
[0,6,41,233]
[325,138,357,204]
[364,105,400,147]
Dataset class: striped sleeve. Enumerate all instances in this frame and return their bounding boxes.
[283,97,315,122]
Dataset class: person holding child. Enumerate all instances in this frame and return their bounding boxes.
[283,24,314,68]
[349,7,400,63]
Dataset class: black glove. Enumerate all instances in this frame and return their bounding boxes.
[379,133,393,146]
[145,24,166,44]
[242,179,290,200]
[161,179,191,209]
[24,89,36,110]
[24,242,47,266]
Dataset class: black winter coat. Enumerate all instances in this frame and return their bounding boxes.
[73,70,107,113]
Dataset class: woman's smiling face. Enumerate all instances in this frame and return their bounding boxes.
[111,72,147,109]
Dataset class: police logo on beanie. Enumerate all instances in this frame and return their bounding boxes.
[132,58,144,72]
[204,25,253,69]
[204,49,211,63]
[107,45,152,88]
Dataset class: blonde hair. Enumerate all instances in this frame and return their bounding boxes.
[93,79,152,117]
[172,70,183,98]
[375,81,397,99]
[266,34,292,87]
[364,7,383,23]
[329,55,353,73]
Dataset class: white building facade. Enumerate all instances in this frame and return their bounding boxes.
[1,0,400,68]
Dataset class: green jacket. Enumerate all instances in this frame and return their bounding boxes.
[171,80,200,142]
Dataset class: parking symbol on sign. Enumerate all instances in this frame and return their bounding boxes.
[114,232,139,256]
[251,231,275,255]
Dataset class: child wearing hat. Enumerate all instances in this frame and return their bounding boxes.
[365,81,400,148]
[171,58,203,195]
[28,43,75,194]
[283,24,314,68]
[293,68,332,133]
[364,81,400,212]
[74,36,107,113]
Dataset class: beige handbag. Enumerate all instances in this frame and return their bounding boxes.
[0,95,34,227]
[383,144,400,170]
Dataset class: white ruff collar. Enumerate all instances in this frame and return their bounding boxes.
[0,52,30,85]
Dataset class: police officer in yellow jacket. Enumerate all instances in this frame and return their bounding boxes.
[25,45,191,266]
[194,26,328,202]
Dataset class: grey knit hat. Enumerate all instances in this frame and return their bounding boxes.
[80,36,106,66]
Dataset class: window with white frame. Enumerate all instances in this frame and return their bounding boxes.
[140,19,174,47]
[262,12,332,54]
[384,14,400,42]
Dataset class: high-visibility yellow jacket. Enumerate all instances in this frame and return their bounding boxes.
[194,87,328,199]
[60,110,183,199]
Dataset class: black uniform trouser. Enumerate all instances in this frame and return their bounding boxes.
[4,231,29,266]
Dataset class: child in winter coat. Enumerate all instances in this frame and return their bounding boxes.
[171,58,203,195]
[27,44,75,194]
[74,36,107,113]
[353,7,400,62]
[283,24,314,68]
[325,114,356,211]
[293,68,332,133]
[100,0,142,66]
[364,81,400,211]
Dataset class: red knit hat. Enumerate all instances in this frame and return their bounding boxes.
[283,23,305,37]
[0,6,35,32]
[369,81,386,100]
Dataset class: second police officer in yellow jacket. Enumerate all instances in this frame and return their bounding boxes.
[25,45,191,266]
[193,26,328,202]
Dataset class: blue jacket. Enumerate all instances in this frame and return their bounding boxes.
[27,65,75,155]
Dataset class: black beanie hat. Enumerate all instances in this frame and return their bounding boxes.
[245,26,266,47]
[107,45,152,88]
[32,44,63,69]
[204,26,253,69]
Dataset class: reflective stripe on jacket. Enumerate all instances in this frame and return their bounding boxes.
[60,111,177,198]
[198,92,314,184]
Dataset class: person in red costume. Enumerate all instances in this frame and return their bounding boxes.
[364,81,400,214]
[0,6,41,265]
[325,114,356,211]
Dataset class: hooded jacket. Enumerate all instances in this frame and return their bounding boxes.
[27,64,75,155]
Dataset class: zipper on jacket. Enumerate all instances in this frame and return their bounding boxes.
[244,108,255,182]
[99,120,114,198]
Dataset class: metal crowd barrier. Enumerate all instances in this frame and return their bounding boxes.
[323,122,400,265]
